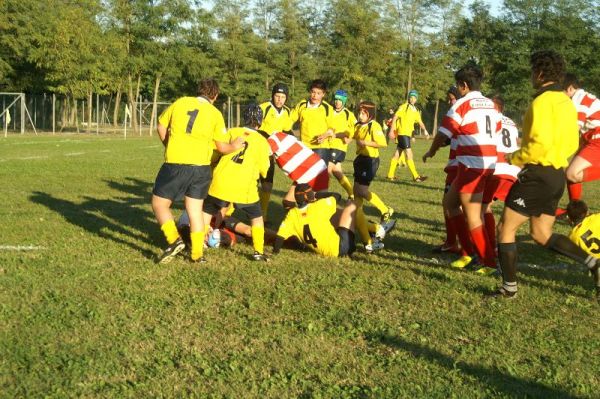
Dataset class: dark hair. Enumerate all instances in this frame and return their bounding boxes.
[567,200,588,225]
[563,73,581,90]
[359,101,377,121]
[309,79,327,92]
[455,64,483,91]
[530,50,565,84]
[243,103,263,127]
[447,85,460,99]
[294,183,315,207]
[197,78,220,99]
[492,95,504,113]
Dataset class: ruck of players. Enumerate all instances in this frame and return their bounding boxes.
[151,50,600,302]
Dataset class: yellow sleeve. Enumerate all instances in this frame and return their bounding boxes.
[213,109,229,143]
[276,213,295,240]
[290,103,301,124]
[158,102,175,127]
[372,123,387,146]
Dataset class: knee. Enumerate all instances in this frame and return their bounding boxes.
[565,167,582,183]
[530,229,551,246]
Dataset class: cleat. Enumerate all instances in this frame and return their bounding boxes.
[252,251,270,262]
[379,219,397,239]
[485,287,517,300]
[192,256,207,263]
[475,266,499,276]
[450,255,474,269]
[555,207,568,219]
[432,243,461,254]
[156,238,186,264]
[386,176,397,181]
[414,175,428,183]
[381,207,394,223]
[365,240,384,254]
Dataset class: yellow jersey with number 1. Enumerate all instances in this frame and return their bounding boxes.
[570,214,600,258]
[158,96,228,165]
[276,197,340,257]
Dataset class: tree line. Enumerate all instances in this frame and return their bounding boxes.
[1,0,599,132]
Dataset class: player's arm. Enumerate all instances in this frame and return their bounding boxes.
[157,123,169,147]
[215,138,245,155]
[422,132,448,162]
[315,191,342,203]
[358,127,386,148]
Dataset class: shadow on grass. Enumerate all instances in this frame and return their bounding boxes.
[364,333,580,398]
[30,178,161,259]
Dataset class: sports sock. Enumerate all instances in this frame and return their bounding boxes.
[225,203,235,217]
[190,230,206,260]
[356,206,372,245]
[483,212,497,250]
[259,191,271,220]
[367,220,380,234]
[567,182,582,201]
[251,225,265,254]
[546,233,597,270]
[387,158,398,179]
[470,225,495,267]
[366,192,388,215]
[583,167,600,182]
[407,159,419,179]
[444,214,457,247]
[449,214,474,256]
[498,242,518,292]
[160,220,180,245]
[337,175,353,197]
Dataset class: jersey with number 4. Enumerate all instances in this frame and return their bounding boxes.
[494,115,520,180]
[438,91,501,171]
[158,96,228,165]
[209,127,271,204]
[276,197,340,257]
[570,214,600,258]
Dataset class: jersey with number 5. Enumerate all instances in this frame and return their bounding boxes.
[208,127,271,204]
[438,91,501,172]
[276,197,340,257]
[494,115,521,180]
[570,213,600,258]
[158,96,228,165]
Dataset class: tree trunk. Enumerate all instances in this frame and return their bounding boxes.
[127,73,137,133]
[74,96,80,133]
[113,82,122,127]
[135,74,141,136]
[87,90,93,134]
[149,73,162,136]
[432,99,439,135]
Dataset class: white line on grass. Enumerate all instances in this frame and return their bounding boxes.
[0,245,46,251]
[65,152,86,156]
[0,155,50,162]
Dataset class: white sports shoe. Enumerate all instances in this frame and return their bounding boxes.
[365,240,384,254]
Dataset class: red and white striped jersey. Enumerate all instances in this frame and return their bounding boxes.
[267,131,327,184]
[494,115,521,180]
[572,89,600,142]
[444,137,458,173]
[438,91,501,170]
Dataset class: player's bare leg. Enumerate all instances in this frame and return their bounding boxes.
[353,183,392,221]
[558,156,594,217]
[330,162,353,198]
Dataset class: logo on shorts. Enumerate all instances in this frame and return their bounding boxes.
[513,197,526,208]
[361,172,367,176]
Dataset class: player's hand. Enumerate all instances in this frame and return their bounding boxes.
[316,133,328,144]
[422,150,433,163]
[232,136,246,150]
[505,152,513,164]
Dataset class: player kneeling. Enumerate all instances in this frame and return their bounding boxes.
[272,184,394,257]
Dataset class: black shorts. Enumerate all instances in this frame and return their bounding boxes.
[313,148,331,164]
[153,163,211,200]
[396,135,411,150]
[337,227,356,257]
[353,155,379,186]
[505,164,565,217]
[259,158,276,185]
[204,195,263,220]
[329,149,346,164]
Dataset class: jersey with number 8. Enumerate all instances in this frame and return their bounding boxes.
[494,115,521,180]
[158,96,228,165]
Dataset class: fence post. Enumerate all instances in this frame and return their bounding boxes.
[20,93,25,134]
[52,94,56,135]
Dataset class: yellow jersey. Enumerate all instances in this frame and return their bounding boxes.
[290,100,335,150]
[259,101,294,134]
[276,197,340,257]
[510,85,579,169]
[570,214,600,257]
[354,120,386,158]
[394,102,422,137]
[329,108,357,152]
[158,96,228,165]
[208,127,271,204]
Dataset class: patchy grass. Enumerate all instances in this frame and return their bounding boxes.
[0,134,598,398]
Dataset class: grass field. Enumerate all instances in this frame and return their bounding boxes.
[1,134,599,398]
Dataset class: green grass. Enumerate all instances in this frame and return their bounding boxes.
[0,134,598,398]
